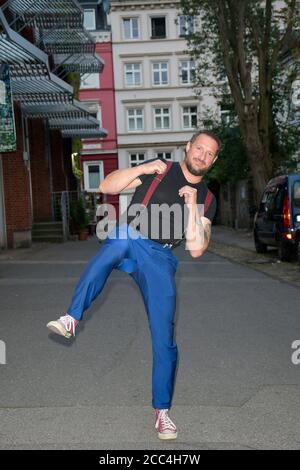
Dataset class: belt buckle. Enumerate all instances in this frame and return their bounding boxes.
[163,243,172,249]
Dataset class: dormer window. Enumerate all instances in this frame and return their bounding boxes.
[83,9,96,30]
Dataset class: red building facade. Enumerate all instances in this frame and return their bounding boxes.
[79,9,119,218]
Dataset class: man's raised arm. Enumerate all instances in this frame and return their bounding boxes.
[99,159,167,195]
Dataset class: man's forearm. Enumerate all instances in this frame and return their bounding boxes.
[99,165,145,194]
[185,204,209,257]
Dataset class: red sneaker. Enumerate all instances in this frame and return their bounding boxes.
[47,314,79,339]
[155,409,178,440]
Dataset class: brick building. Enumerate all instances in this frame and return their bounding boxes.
[0,0,107,249]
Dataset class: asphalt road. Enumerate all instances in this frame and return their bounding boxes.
[0,237,300,449]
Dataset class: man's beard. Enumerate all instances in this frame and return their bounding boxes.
[185,158,212,177]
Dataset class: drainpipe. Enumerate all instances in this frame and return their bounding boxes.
[44,119,54,219]
[0,154,7,249]
[21,115,33,226]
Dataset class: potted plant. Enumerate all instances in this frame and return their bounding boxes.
[70,198,90,241]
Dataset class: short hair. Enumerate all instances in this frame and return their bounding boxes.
[189,129,223,153]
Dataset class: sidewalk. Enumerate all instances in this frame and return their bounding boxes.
[212,225,254,251]
[0,242,50,261]
[210,224,300,290]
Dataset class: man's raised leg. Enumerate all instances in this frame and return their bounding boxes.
[47,238,129,338]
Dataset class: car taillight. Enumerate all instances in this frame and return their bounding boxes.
[283,194,291,228]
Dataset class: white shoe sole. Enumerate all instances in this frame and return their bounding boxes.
[158,432,178,440]
[47,321,72,339]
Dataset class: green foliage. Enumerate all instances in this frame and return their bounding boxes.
[71,152,83,180]
[70,198,89,232]
[206,126,249,184]
[180,0,300,175]
[65,72,83,176]
[72,138,82,155]
[197,104,249,184]
[65,72,81,99]
[65,73,82,162]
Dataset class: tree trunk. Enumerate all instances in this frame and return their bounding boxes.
[241,119,270,205]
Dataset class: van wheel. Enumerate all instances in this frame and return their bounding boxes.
[278,241,298,262]
[254,230,268,253]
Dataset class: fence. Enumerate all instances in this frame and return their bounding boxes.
[52,191,81,241]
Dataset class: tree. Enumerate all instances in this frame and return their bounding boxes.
[206,126,249,185]
[180,0,300,203]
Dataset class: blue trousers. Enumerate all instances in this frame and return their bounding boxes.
[67,223,179,410]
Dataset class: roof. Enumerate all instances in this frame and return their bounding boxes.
[0,2,106,138]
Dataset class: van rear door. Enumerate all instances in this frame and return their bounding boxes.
[256,187,278,244]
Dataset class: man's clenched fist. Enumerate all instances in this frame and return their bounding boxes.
[178,186,197,205]
[141,159,167,175]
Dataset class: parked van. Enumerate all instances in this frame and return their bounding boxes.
[253,173,300,261]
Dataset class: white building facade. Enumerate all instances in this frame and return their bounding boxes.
[109,0,218,213]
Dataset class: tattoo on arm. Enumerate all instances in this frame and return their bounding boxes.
[203,221,211,244]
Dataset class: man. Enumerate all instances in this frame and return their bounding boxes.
[47,129,220,440]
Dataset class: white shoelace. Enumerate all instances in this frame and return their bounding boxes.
[158,410,176,431]
[59,315,76,336]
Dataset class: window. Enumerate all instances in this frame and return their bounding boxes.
[293,181,300,208]
[127,108,144,131]
[151,17,166,39]
[155,152,172,161]
[180,60,195,85]
[260,188,276,211]
[273,186,286,212]
[260,190,269,204]
[153,107,171,130]
[83,161,104,192]
[80,74,99,89]
[220,109,231,125]
[152,62,168,86]
[83,9,96,30]
[179,15,195,36]
[97,107,102,128]
[92,105,102,127]
[182,106,198,128]
[123,18,139,39]
[129,153,145,167]
[81,102,102,127]
[220,102,235,125]
[125,63,142,86]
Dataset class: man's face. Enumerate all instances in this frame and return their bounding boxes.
[185,134,219,177]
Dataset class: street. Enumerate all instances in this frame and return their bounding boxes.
[0,235,300,449]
